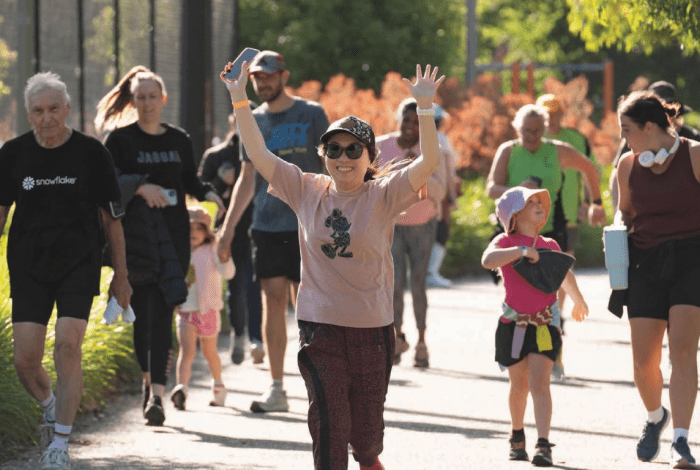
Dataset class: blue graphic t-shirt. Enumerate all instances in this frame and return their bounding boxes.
[242,99,329,232]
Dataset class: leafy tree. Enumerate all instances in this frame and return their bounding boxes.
[566,0,700,54]
[238,0,465,91]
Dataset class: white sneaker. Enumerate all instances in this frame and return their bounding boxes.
[250,387,289,413]
[250,339,265,364]
[209,383,227,407]
[39,423,54,452]
[426,273,453,288]
[39,448,70,469]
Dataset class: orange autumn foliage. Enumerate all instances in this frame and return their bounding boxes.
[286,72,620,174]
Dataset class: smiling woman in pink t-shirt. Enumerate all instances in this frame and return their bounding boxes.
[220,62,444,470]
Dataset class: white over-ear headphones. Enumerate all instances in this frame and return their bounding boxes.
[638,130,680,168]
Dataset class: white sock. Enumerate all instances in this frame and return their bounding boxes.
[48,423,71,451]
[272,379,283,390]
[40,393,56,424]
[674,428,689,443]
[647,406,664,424]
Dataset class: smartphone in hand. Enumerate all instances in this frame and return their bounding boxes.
[223,47,260,80]
[160,188,177,206]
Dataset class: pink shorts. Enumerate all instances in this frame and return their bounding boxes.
[178,309,221,337]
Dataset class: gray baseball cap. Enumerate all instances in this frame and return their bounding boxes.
[248,50,286,74]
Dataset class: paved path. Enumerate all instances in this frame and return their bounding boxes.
[3,269,698,469]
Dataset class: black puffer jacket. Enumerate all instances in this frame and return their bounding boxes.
[109,173,187,306]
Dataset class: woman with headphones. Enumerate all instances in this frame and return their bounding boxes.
[615,90,700,468]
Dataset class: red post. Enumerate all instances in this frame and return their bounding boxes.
[604,59,614,116]
[511,62,521,94]
[526,62,535,99]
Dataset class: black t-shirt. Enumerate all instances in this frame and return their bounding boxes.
[104,122,213,270]
[199,134,253,259]
[0,130,121,290]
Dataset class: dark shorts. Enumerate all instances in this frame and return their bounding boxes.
[495,320,562,368]
[10,264,98,325]
[566,226,580,252]
[12,291,93,326]
[626,252,700,321]
[251,229,301,283]
[436,220,449,246]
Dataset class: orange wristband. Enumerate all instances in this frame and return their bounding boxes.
[233,100,249,109]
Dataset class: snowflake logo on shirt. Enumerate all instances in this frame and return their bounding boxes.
[321,209,353,259]
[22,177,35,191]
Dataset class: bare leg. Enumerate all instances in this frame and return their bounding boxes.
[260,276,290,382]
[53,318,88,425]
[175,322,198,386]
[507,358,530,430]
[200,336,223,383]
[528,354,554,439]
[668,305,700,429]
[630,318,667,412]
[13,322,52,403]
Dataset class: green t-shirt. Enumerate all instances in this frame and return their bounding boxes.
[545,128,593,227]
[507,140,562,233]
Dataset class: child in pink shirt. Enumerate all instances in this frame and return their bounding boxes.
[171,206,235,410]
[482,186,588,467]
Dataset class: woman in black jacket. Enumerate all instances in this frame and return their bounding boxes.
[95,66,223,426]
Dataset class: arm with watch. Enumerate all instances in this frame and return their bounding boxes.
[481,243,540,271]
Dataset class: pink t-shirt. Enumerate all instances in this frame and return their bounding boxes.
[375,132,443,226]
[268,159,421,327]
[495,232,560,315]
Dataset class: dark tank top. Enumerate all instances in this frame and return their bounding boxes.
[629,139,700,249]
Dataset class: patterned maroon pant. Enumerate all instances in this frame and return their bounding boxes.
[298,320,395,470]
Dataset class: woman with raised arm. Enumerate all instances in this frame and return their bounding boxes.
[220,62,444,470]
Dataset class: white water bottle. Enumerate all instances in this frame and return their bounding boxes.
[603,225,629,290]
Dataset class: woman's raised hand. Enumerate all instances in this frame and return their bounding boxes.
[219,61,250,102]
[402,64,446,109]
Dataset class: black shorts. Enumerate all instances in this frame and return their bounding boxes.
[10,263,98,325]
[495,320,562,368]
[250,229,301,283]
[626,249,700,321]
[566,226,580,252]
[12,290,94,326]
[436,220,449,246]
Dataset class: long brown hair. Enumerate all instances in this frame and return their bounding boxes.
[94,66,167,134]
[617,90,681,131]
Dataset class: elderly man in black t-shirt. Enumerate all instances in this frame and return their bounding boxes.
[0,72,131,470]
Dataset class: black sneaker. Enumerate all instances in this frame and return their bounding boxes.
[671,437,697,469]
[509,436,528,461]
[636,407,669,461]
[144,396,165,426]
[532,441,554,467]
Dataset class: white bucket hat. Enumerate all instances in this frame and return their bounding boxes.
[496,187,551,234]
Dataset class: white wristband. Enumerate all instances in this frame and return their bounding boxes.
[520,246,528,258]
[416,107,435,116]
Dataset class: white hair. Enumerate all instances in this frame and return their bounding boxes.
[512,104,549,136]
[24,72,71,111]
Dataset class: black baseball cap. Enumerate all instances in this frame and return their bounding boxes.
[320,116,375,148]
[648,81,692,115]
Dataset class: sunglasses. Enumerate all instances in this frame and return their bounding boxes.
[325,142,365,160]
